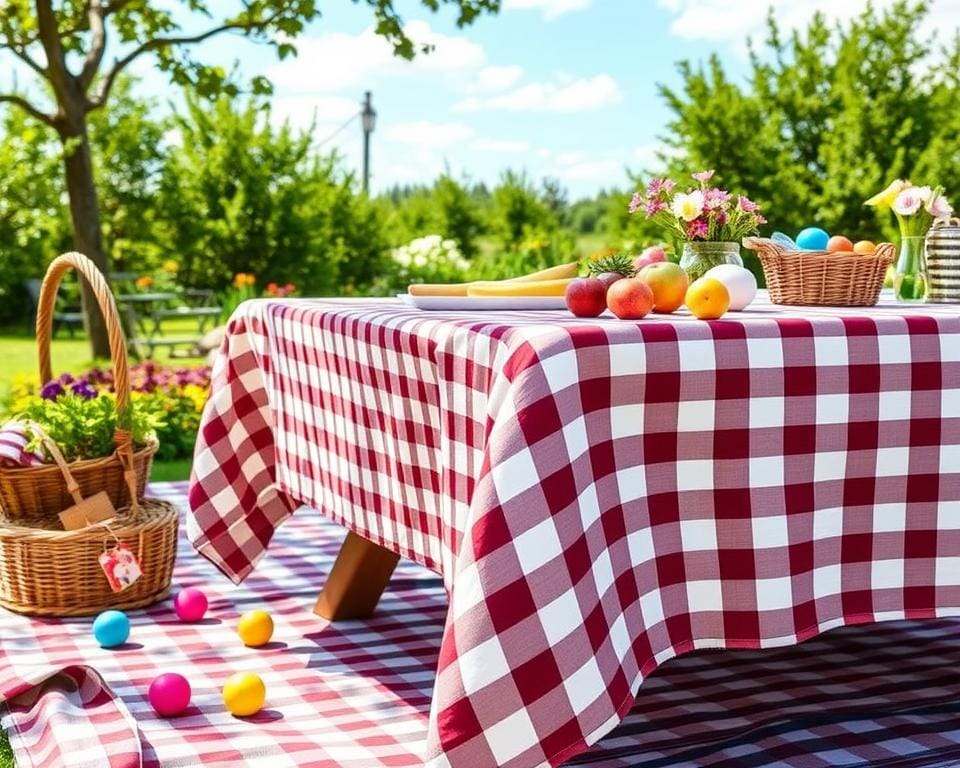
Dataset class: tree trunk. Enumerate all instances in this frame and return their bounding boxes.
[61,125,111,360]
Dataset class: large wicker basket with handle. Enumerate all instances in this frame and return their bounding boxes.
[743,237,895,306]
[0,253,158,522]
[0,252,177,616]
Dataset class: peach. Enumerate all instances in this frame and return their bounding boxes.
[685,277,730,320]
[607,278,654,320]
[637,262,689,314]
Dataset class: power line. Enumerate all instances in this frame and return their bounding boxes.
[316,112,359,148]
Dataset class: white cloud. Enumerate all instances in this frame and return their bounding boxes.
[267,20,485,93]
[555,158,624,183]
[471,138,532,153]
[386,121,474,149]
[467,65,525,93]
[503,0,592,20]
[658,0,960,45]
[270,95,359,133]
[454,74,622,113]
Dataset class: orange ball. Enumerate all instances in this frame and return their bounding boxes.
[637,262,689,314]
[827,235,854,253]
[853,240,876,254]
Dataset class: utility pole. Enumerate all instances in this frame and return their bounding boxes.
[361,91,376,195]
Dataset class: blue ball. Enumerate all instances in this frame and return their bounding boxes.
[796,227,830,250]
[93,610,130,648]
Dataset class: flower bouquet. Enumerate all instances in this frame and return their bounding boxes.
[629,170,766,280]
[866,180,953,301]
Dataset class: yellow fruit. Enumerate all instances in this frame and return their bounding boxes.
[685,277,730,320]
[407,283,471,296]
[222,672,266,717]
[237,610,274,647]
[853,240,877,255]
[466,278,574,297]
[508,262,579,282]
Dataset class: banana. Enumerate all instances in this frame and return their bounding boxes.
[507,261,579,282]
[466,278,573,297]
[407,283,472,297]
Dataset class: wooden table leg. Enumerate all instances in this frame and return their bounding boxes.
[314,532,400,620]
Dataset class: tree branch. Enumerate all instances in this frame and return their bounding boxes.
[89,8,288,109]
[79,0,106,91]
[3,42,48,79]
[0,93,56,126]
[34,0,73,104]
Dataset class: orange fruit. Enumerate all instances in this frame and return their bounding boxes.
[637,262,689,314]
[853,240,876,254]
[827,235,854,253]
[685,277,730,320]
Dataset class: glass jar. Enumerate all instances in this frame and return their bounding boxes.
[893,235,928,302]
[680,241,743,282]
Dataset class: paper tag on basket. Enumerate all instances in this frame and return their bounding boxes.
[58,491,117,531]
[99,544,142,593]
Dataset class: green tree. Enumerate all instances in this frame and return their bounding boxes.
[488,170,557,250]
[155,93,387,296]
[658,1,956,243]
[0,0,499,356]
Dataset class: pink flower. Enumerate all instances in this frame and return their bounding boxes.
[927,193,954,219]
[755,214,767,225]
[646,177,676,198]
[737,195,760,212]
[686,218,709,239]
[714,210,728,226]
[692,170,715,184]
[663,179,676,193]
[704,188,730,209]
[628,192,643,214]
[645,198,666,217]
[893,188,923,216]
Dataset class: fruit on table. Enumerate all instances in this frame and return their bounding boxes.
[565,278,608,317]
[408,282,472,297]
[853,240,877,254]
[796,227,830,250]
[827,235,854,253]
[587,253,635,291]
[507,261,580,282]
[704,264,757,311]
[607,279,654,320]
[686,277,730,319]
[633,245,667,271]
[467,278,573,297]
[637,262,689,313]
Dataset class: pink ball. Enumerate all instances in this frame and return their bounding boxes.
[148,673,191,717]
[173,588,208,622]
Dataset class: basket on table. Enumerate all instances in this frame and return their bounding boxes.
[0,252,177,616]
[743,237,895,306]
[0,259,158,524]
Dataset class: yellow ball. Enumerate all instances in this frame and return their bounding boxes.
[222,672,266,717]
[237,610,274,647]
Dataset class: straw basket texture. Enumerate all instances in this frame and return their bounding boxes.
[0,253,177,616]
[743,237,894,306]
[0,253,157,522]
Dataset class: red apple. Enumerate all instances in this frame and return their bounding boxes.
[565,278,607,318]
[595,272,626,291]
[607,278,654,320]
[633,245,667,272]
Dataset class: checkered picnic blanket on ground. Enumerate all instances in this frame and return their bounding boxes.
[188,294,960,768]
[5,483,960,768]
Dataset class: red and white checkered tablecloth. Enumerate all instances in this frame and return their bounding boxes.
[187,292,960,768]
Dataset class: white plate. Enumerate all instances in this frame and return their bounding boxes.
[398,293,567,311]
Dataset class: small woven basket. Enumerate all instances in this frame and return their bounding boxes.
[0,253,157,522]
[743,237,895,306]
[0,253,177,617]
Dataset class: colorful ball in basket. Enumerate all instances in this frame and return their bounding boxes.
[237,609,274,647]
[173,587,209,622]
[149,673,192,717]
[92,610,130,648]
[222,672,266,717]
[795,227,830,251]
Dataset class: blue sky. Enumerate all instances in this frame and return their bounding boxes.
[5,0,959,198]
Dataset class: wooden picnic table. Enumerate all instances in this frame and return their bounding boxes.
[115,291,222,357]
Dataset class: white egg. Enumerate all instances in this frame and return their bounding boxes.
[705,264,757,310]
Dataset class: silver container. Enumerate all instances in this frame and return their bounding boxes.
[925,217,960,303]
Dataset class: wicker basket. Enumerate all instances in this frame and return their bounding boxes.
[0,253,157,522]
[743,237,895,306]
[0,252,177,617]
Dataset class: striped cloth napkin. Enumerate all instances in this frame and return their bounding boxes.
[0,420,45,468]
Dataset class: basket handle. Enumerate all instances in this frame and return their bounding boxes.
[35,253,139,511]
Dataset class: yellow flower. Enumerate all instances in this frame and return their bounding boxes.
[135,275,154,289]
[182,384,209,413]
[865,179,910,209]
[233,273,256,288]
[671,190,705,222]
[162,260,179,274]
